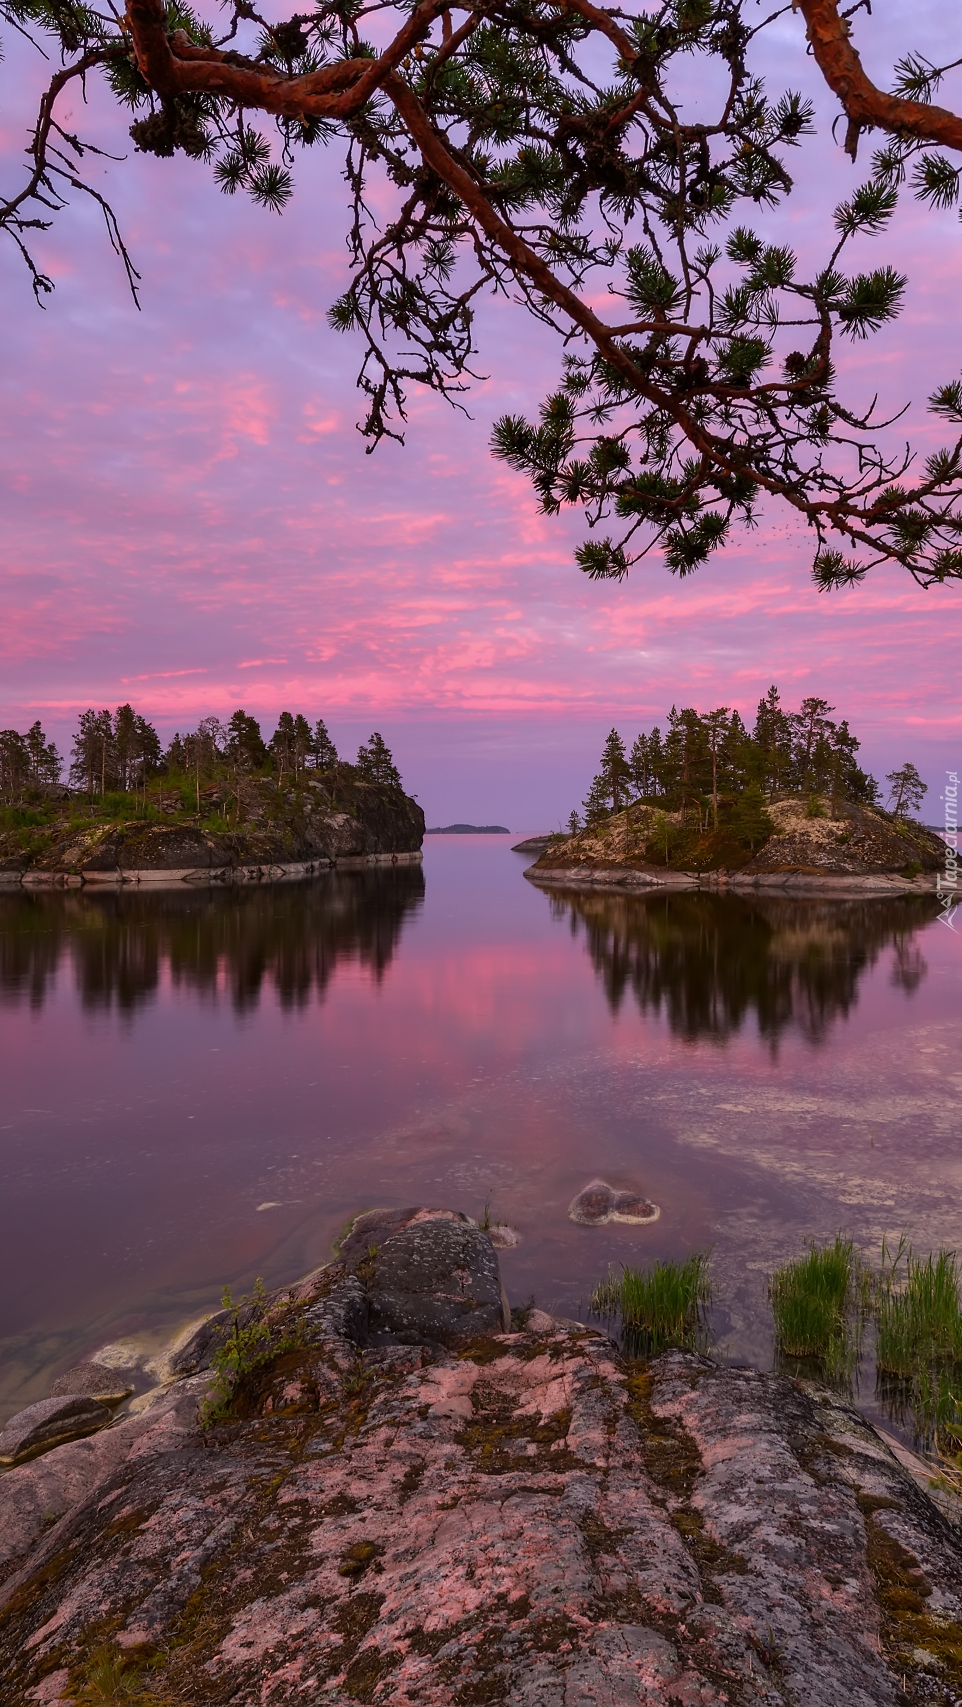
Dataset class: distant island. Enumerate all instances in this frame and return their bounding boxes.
[425,823,510,834]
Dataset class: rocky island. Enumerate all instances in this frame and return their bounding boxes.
[2,1207,962,1706]
[0,713,424,887]
[0,772,424,889]
[528,795,946,896]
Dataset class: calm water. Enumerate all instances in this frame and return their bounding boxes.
[1,837,960,1426]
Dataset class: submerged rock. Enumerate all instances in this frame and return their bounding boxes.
[568,1177,660,1225]
[4,1213,962,1705]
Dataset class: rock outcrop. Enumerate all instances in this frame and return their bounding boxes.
[0,775,425,886]
[2,1210,962,1705]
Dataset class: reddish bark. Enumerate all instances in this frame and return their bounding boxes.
[797,0,962,156]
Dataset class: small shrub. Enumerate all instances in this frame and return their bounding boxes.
[591,1251,712,1355]
[805,795,827,819]
[75,1643,170,1702]
[200,1279,304,1426]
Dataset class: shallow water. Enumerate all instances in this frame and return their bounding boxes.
[1,838,960,1429]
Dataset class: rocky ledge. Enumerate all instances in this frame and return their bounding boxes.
[0,776,425,888]
[529,796,945,896]
[2,1207,962,1705]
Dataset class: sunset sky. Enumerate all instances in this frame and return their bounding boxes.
[2,1,960,827]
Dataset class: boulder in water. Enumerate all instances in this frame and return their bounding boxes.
[568,1177,660,1225]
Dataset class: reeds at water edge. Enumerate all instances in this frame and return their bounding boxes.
[590,1252,712,1356]
[768,1235,869,1380]
[873,1236,962,1448]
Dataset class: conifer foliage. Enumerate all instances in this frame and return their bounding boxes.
[4,0,962,589]
[580,685,894,828]
[1,704,405,801]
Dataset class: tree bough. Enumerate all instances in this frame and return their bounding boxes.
[4,0,962,588]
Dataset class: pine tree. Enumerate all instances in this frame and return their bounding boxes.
[224,711,266,772]
[113,704,138,791]
[356,733,401,787]
[790,697,835,791]
[70,709,114,794]
[752,687,793,795]
[730,783,774,851]
[583,729,631,823]
[703,708,730,829]
[292,715,312,775]
[886,763,927,819]
[24,720,62,786]
[629,733,655,800]
[165,733,187,771]
[312,720,338,771]
[0,730,30,795]
[270,712,296,779]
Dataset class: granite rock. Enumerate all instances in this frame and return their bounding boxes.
[3,1336,962,1705]
[5,1219,962,1705]
[366,1215,510,1346]
[0,1396,111,1466]
[49,1364,134,1403]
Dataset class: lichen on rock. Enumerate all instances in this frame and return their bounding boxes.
[3,1213,962,1705]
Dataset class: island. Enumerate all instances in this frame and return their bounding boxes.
[528,691,947,895]
[425,823,510,834]
[527,794,945,895]
[0,710,424,886]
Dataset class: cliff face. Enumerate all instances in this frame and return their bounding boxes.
[530,795,943,885]
[2,1208,962,1707]
[0,775,425,883]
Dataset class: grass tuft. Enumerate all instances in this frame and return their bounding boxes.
[591,1251,712,1356]
[769,1236,867,1378]
[874,1237,962,1445]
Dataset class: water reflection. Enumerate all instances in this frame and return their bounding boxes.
[544,888,938,1046]
[0,866,425,1015]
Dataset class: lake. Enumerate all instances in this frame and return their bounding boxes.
[1,836,960,1434]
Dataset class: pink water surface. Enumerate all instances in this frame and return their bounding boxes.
[1,838,960,1422]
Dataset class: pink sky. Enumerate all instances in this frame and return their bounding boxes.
[1,4,960,826]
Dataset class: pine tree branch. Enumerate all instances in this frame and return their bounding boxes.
[796,0,962,157]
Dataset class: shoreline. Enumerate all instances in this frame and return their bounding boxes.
[525,862,941,896]
[4,1209,962,1704]
[0,849,424,891]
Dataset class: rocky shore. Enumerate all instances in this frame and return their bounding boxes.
[3,1207,962,1705]
[0,777,425,888]
[528,796,946,896]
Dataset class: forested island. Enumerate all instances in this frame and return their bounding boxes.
[533,688,943,890]
[0,707,424,884]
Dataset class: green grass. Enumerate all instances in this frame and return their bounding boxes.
[875,1240,962,1376]
[769,1236,867,1376]
[591,1251,712,1355]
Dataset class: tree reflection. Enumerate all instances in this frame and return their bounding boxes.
[0,867,424,1015]
[544,888,937,1047]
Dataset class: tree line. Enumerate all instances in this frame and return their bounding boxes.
[574,688,927,834]
[0,706,404,800]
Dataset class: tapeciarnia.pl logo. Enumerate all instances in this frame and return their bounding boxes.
[937,769,959,932]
